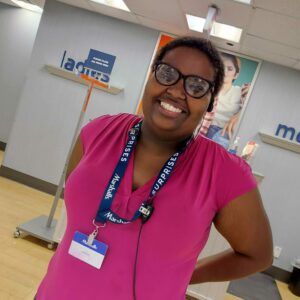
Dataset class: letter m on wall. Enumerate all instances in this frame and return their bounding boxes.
[275,124,296,140]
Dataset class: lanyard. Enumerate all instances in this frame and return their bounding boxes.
[95,121,190,224]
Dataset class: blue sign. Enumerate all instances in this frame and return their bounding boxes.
[84,49,116,75]
[60,49,116,85]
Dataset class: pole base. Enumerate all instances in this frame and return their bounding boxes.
[14,215,58,249]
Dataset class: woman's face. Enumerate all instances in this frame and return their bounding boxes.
[142,46,215,141]
[223,57,238,84]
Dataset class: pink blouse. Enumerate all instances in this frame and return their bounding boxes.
[36,113,257,300]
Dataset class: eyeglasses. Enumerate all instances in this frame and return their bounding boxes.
[154,62,214,99]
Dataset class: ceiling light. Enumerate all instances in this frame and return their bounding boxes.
[211,22,242,43]
[90,0,130,12]
[186,14,242,43]
[233,0,252,4]
[186,14,206,32]
[11,0,43,13]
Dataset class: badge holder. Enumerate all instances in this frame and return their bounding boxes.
[69,220,108,269]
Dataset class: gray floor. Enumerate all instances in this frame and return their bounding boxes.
[227,272,282,300]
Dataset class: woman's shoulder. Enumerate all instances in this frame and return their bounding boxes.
[193,135,251,172]
[82,113,140,134]
[85,113,140,128]
[193,135,257,210]
[80,113,141,154]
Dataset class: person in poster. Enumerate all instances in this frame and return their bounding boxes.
[200,52,251,148]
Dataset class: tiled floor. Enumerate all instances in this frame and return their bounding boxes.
[0,150,299,300]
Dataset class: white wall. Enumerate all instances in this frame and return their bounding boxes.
[237,62,300,271]
[3,0,159,184]
[0,3,41,143]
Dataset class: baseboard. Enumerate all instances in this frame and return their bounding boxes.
[0,141,6,151]
[186,295,199,300]
[0,165,64,197]
[263,265,291,283]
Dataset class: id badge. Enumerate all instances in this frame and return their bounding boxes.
[69,231,108,269]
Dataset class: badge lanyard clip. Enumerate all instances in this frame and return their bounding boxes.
[139,204,154,224]
[87,219,106,246]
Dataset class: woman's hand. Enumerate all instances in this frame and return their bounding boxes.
[221,112,241,139]
[190,188,273,284]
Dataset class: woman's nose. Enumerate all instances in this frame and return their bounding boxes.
[166,79,186,99]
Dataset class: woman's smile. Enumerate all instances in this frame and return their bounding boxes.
[160,101,183,114]
[156,99,185,119]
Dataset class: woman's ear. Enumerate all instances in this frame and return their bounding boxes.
[207,96,214,113]
[151,63,156,72]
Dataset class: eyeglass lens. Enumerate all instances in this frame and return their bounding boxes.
[155,63,211,98]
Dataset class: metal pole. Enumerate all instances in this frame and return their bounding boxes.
[46,80,94,227]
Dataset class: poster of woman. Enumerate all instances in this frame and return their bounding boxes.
[200,51,260,149]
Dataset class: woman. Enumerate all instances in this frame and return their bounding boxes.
[204,53,250,148]
[36,37,272,300]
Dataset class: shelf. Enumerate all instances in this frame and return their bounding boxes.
[252,171,264,184]
[259,132,300,154]
[45,65,123,95]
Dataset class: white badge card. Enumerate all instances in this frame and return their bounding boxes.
[69,231,108,269]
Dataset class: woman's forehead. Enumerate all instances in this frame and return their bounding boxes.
[224,58,235,67]
[162,46,215,80]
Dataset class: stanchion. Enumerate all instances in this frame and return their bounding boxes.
[14,74,107,249]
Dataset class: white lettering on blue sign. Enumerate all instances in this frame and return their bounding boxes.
[60,50,111,85]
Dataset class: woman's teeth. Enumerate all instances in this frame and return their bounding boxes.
[160,101,182,113]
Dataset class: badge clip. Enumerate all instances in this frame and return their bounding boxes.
[87,228,98,246]
[139,204,154,223]
[87,220,106,246]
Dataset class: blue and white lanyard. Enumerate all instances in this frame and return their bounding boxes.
[95,121,190,224]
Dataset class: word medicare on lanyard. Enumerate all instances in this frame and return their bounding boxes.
[95,121,190,225]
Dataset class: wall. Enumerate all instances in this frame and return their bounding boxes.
[237,62,300,271]
[2,0,159,184]
[0,3,41,143]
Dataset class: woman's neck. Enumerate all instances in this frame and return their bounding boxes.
[220,82,232,95]
[138,124,182,156]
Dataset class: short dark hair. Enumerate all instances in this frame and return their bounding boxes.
[153,36,225,103]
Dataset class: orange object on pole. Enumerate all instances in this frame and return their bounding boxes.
[80,73,108,112]
[82,81,94,113]
[80,73,108,89]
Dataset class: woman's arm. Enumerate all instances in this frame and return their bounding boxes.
[221,111,240,139]
[66,136,84,181]
[190,188,273,284]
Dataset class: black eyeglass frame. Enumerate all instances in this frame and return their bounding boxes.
[154,61,215,99]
